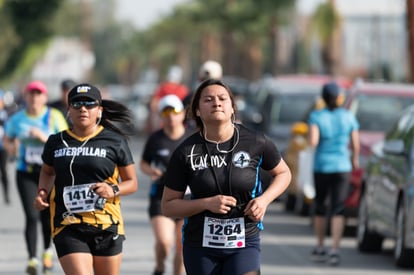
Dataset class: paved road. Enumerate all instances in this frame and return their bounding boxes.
[0,135,413,274]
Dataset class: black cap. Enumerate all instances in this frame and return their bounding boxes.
[322,81,339,101]
[61,79,76,91]
[68,83,102,104]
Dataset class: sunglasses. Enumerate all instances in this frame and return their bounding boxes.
[70,101,99,109]
[160,107,182,118]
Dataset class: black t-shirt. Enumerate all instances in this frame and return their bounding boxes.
[164,124,281,247]
[141,128,191,197]
[42,126,134,237]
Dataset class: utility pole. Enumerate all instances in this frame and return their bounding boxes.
[407,0,414,82]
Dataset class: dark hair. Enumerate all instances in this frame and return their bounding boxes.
[100,99,135,138]
[61,79,76,91]
[321,81,340,110]
[189,79,236,131]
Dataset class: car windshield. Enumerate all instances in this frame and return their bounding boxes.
[270,93,318,124]
[350,94,414,132]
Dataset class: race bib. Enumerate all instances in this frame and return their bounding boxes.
[63,183,101,213]
[25,146,43,165]
[202,216,245,249]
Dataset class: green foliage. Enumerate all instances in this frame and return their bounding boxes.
[0,0,62,83]
[6,0,60,43]
[135,0,296,79]
[50,0,84,36]
[310,1,341,45]
[0,0,300,86]
[91,24,131,83]
[0,10,19,76]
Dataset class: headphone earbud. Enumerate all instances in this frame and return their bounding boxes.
[98,110,102,117]
[196,110,200,116]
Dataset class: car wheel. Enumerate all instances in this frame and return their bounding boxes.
[357,193,383,252]
[394,202,414,267]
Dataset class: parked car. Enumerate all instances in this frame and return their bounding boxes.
[343,82,414,219]
[357,104,414,268]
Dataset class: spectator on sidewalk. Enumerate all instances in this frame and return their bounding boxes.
[308,81,359,266]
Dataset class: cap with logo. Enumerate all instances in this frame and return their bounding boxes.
[68,84,102,104]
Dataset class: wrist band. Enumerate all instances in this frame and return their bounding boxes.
[38,188,47,195]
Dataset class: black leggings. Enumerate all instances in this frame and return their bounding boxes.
[313,172,350,216]
[0,149,9,201]
[16,171,51,258]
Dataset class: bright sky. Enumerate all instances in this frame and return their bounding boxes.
[115,0,189,30]
[115,0,405,30]
[298,0,405,15]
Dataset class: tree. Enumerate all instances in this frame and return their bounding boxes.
[139,0,295,80]
[0,0,62,83]
[309,0,341,75]
[407,0,414,82]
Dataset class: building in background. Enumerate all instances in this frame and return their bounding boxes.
[31,37,95,102]
[278,0,406,81]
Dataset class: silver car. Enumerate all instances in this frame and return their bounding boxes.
[357,104,414,268]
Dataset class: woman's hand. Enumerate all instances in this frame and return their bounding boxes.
[33,189,49,210]
[206,195,237,214]
[244,197,267,222]
[29,127,48,143]
[91,182,116,199]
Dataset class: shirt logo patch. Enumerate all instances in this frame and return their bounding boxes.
[232,151,250,168]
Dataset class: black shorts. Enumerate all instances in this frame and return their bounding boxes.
[183,234,261,275]
[53,224,125,258]
[148,182,164,218]
[148,195,163,218]
[148,183,190,219]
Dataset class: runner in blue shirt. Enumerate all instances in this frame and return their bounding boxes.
[3,80,68,274]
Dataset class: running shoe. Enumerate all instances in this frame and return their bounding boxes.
[42,250,53,273]
[329,253,340,266]
[26,258,39,275]
[310,247,326,262]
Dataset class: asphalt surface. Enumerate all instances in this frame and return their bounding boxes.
[0,135,413,275]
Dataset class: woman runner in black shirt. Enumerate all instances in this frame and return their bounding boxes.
[34,83,138,275]
[162,79,291,275]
